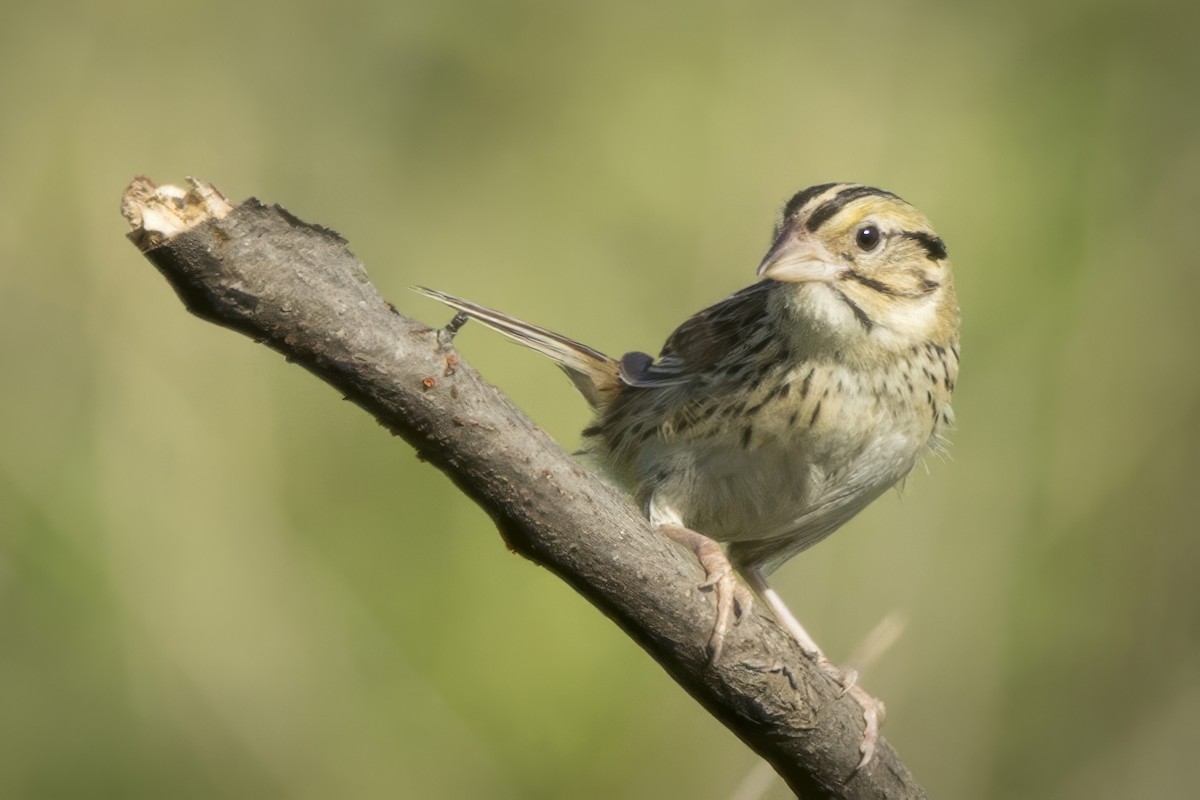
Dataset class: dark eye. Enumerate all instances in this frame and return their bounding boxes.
[855,225,882,252]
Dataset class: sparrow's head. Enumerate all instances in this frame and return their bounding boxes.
[758,183,958,351]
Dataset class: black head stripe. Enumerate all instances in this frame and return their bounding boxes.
[782,183,839,222]
[805,185,898,232]
[899,230,948,261]
[831,287,875,331]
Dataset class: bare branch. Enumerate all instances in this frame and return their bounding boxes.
[121,177,927,799]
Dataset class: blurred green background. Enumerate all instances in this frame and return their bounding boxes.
[2,0,1198,797]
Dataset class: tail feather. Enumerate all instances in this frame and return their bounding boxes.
[413,287,620,408]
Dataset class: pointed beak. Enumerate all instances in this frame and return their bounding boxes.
[757,234,842,283]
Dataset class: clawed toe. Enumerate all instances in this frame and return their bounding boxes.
[847,684,886,770]
[699,568,753,663]
[812,655,856,692]
[655,522,885,768]
[657,524,753,663]
[808,655,885,769]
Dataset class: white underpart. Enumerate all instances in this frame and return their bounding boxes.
[870,291,942,344]
[648,496,685,528]
[806,279,943,349]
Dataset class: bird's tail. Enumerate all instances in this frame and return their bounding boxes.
[414,287,620,409]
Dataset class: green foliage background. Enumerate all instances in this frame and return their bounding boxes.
[2,1,1198,797]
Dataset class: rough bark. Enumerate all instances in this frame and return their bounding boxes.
[121,177,927,800]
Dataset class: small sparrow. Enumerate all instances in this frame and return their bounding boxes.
[417,183,959,767]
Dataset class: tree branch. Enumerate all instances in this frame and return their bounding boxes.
[120,177,927,799]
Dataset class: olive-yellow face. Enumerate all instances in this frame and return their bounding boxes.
[758,183,958,347]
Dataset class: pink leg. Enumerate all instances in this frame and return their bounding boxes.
[742,567,885,770]
[658,524,753,664]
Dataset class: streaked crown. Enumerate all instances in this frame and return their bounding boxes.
[758,183,958,351]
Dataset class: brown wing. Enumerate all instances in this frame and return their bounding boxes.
[618,280,775,388]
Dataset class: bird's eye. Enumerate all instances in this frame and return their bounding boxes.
[855,225,882,252]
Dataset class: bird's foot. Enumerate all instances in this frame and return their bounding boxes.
[741,567,886,770]
[846,683,886,770]
[658,524,753,663]
[808,658,885,768]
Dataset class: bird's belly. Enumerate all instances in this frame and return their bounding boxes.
[608,354,952,568]
[645,422,926,556]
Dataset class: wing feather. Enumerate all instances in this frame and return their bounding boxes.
[618,281,775,388]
